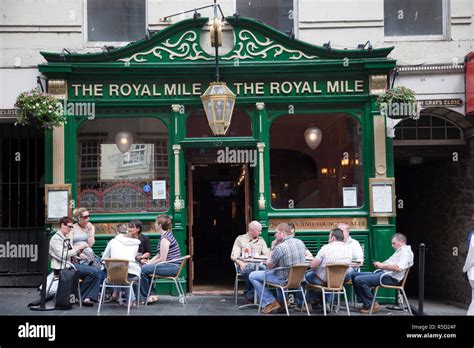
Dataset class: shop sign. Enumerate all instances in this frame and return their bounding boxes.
[68,79,366,100]
[419,99,463,108]
[268,217,367,231]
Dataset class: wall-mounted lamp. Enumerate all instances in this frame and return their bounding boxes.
[200,1,236,135]
[357,40,373,51]
[304,127,323,150]
[115,131,133,153]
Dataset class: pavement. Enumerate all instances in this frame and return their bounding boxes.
[0,288,468,316]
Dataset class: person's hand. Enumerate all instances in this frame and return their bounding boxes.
[373,261,383,269]
[140,259,148,265]
[79,253,87,260]
[239,262,248,272]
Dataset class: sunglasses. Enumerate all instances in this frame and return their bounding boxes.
[81,215,90,219]
[66,225,74,228]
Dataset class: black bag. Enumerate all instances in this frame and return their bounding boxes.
[55,268,80,310]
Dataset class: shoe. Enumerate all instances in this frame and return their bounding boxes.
[147,295,159,304]
[262,300,281,314]
[293,303,312,312]
[82,298,94,307]
[359,303,380,314]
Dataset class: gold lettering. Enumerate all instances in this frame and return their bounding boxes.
[82,84,93,96]
[182,83,191,96]
[355,80,364,92]
[327,81,340,93]
[132,84,141,96]
[152,84,161,96]
[142,84,151,96]
[109,84,119,96]
[94,84,103,97]
[72,84,81,96]
[192,83,201,95]
[313,81,322,93]
[120,84,132,96]
[270,82,280,95]
[164,84,176,95]
[280,81,292,94]
[255,82,264,95]
[344,80,354,92]
[243,83,254,95]
[233,82,243,95]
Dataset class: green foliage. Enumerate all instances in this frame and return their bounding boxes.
[376,86,417,105]
[14,89,66,129]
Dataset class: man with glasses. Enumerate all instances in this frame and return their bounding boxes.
[49,216,101,307]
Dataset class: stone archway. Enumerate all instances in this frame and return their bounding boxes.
[393,108,474,308]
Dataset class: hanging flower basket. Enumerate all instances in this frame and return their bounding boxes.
[14,89,66,129]
[376,86,419,119]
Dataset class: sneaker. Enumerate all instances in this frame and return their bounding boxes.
[82,298,94,307]
[262,300,282,314]
[147,295,159,304]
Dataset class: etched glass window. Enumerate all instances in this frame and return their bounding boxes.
[77,117,169,213]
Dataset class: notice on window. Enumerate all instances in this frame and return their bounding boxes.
[153,180,166,200]
[372,184,393,213]
[343,187,357,207]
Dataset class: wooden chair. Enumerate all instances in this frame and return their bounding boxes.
[98,259,140,315]
[305,264,350,316]
[258,264,310,316]
[146,255,191,307]
[370,268,412,315]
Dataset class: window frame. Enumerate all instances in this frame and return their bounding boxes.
[84,0,149,47]
[233,0,299,38]
[267,111,365,211]
[383,0,450,42]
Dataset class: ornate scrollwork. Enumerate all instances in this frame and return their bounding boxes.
[223,30,318,61]
[119,31,213,63]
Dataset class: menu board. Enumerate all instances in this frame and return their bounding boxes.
[369,178,396,217]
[45,184,72,222]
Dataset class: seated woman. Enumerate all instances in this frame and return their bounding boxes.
[102,223,141,306]
[49,216,100,307]
[139,214,182,304]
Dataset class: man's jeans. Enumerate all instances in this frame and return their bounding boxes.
[351,271,399,309]
[240,263,265,300]
[249,270,287,307]
[139,262,179,301]
[296,270,326,306]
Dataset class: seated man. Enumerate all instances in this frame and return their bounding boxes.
[295,228,352,310]
[230,221,269,302]
[352,233,413,314]
[49,216,101,307]
[249,223,306,314]
[338,222,364,282]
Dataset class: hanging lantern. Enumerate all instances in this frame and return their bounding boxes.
[115,130,133,153]
[200,82,236,136]
[304,127,323,150]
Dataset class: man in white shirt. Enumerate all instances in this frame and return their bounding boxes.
[352,233,413,314]
[337,223,364,282]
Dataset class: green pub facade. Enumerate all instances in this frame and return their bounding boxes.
[40,17,397,299]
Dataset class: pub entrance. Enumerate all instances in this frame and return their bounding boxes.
[187,161,252,292]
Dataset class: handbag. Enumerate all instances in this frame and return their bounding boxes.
[78,247,102,270]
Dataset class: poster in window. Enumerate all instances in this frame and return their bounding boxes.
[45,184,72,222]
[152,180,166,200]
[100,144,154,181]
[369,178,396,217]
[343,187,357,207]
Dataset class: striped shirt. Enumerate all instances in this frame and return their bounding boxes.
[313,241,352,282]
[270,236,306,279]
[157,231,181,264]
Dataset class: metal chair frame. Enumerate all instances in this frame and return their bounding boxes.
[370,268,412,315]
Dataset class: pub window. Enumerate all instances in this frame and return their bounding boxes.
[236,0,295,35]
[384,0,448,39]
[186,108,252,138]
[270,113,364,209]
[87,0,146,42]
[77,117,169,213]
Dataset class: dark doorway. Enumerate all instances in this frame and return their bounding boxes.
[0,124,45,286]
[190,163,250,290]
